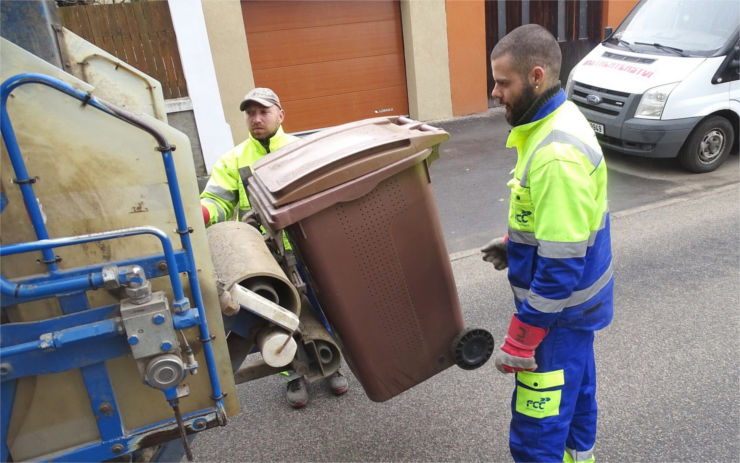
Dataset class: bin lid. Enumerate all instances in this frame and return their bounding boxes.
[248,147,432,230]
[250,116,449,207]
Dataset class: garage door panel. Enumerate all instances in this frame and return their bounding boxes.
[254,54,406,102]
[281,86,409,133]
[248,20,403,70]
[242,0,398,34]
[242,0,407,132]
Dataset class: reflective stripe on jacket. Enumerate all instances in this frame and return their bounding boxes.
[506,97,613,331]
[200,126,298,226]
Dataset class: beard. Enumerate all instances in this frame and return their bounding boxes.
[505,84,538,126]
[251,127,279,142]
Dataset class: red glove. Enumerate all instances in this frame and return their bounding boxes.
[495,314,547,373]
[202,205,210,225]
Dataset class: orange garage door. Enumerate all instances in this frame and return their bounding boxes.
[242,0,409,133]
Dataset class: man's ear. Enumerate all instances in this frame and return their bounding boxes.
[530,66,545,88]
[278,109,285,123]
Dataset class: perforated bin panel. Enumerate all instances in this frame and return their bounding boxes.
[287,162,464,402]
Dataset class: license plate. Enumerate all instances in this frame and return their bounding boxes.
[590,121,604,135]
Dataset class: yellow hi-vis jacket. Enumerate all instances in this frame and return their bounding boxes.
[200,126,299,226]
[506,96,614,331]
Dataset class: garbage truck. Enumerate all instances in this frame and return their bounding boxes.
[0,4,493,461]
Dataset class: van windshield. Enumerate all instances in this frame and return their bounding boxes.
[607,0,739,57]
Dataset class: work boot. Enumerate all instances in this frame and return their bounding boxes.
[286,377,308,408]
[328,371,348,396]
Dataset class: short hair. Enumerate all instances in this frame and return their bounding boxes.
[490,24,562,81]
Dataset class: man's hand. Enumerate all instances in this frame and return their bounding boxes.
[481,235,508,270]
[240,210,261,230]
[495,314,547,373]
[202,205,210,225]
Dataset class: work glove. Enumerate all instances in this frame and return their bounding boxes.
[481,235,508,270]
[240,209,261,230]
[495,314,547,373]
[202,205,210,225]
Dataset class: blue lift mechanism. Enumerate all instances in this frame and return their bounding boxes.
[0,73,226,462]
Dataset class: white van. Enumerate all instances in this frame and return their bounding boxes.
[565,0,739,172]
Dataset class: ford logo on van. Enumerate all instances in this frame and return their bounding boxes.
[586,94,602,105]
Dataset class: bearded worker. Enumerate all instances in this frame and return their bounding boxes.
[481,24,614,463]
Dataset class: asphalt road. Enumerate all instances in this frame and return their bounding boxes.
[177,109,739,462]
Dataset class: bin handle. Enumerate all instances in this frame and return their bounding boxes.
[396,116,439,132]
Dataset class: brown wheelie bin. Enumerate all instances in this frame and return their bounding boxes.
[248,116,493,402]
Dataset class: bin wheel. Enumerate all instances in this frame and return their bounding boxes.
[452,328,494,370]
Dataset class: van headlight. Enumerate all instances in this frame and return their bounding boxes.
[635,82,678,119]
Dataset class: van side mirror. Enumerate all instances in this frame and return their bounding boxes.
[729,59,739,73]
[728,45,740,74]
[604,26,613,40]
[711,43,740,84]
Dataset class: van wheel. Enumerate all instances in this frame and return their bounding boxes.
[678,116,734,173]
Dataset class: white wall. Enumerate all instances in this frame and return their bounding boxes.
[400,0,453,121]
[168,0,233,172]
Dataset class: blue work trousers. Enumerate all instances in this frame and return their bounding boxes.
[509,326,598,463]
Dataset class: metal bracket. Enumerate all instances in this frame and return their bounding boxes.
[120,291,178,360]
[229,285,300,333]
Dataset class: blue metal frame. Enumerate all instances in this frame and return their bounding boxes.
[0,251,191,307]
[0,381,16,463]
[296,261,336,337]
[0,73,225,462]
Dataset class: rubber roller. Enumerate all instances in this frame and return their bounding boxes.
[256,328,297,367]
[206,221,300,316]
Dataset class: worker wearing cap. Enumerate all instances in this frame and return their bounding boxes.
[200,88,349,408]
[200,88,298,225]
